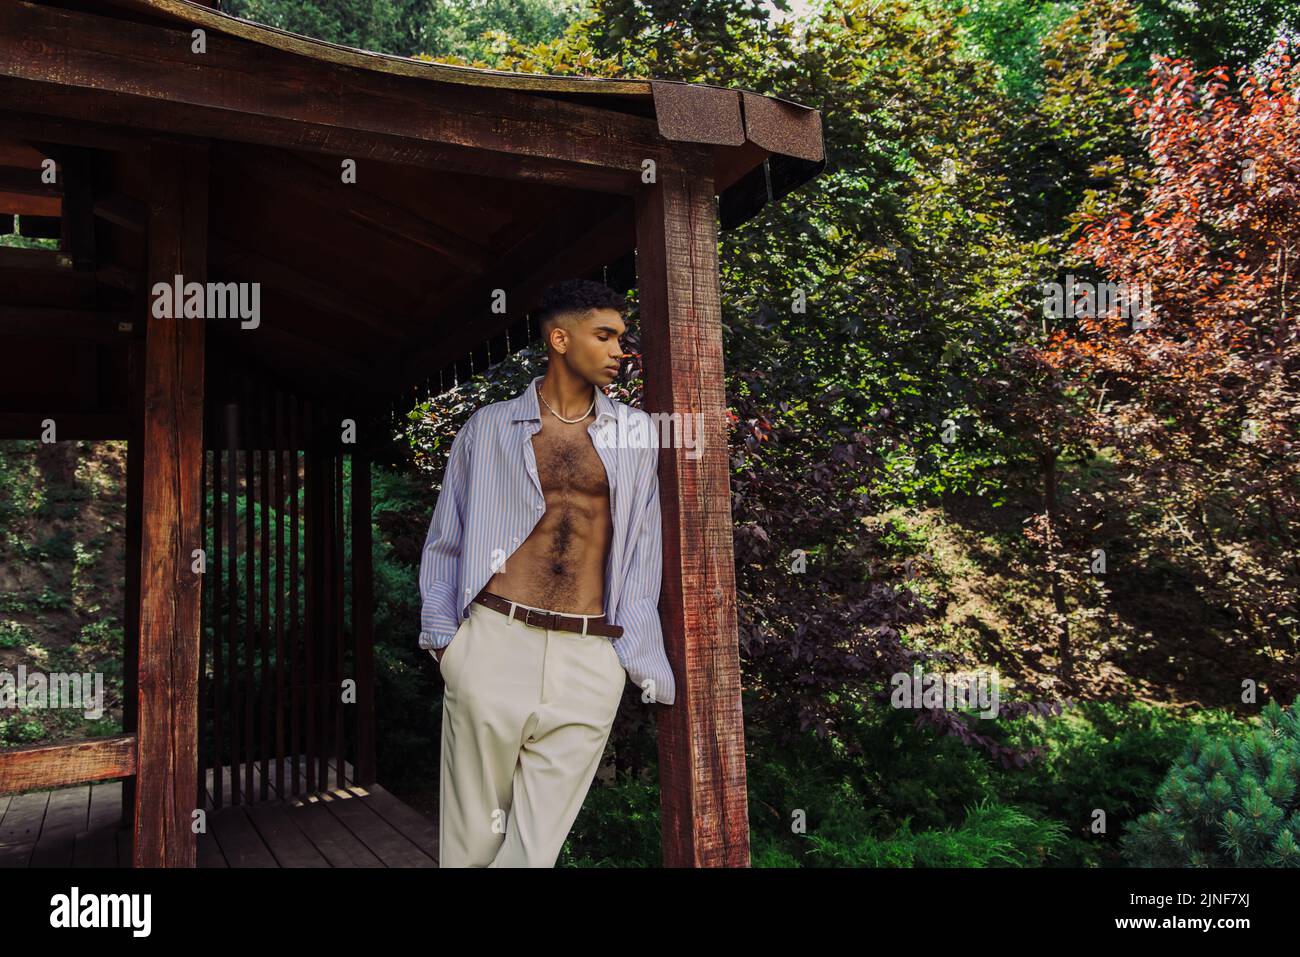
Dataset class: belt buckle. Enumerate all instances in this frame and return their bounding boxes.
[523,607,550,629]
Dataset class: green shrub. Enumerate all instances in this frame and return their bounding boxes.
[806,795,1068,867]
[0,717,45,745]
[559,769,665,867]
[998,700,1246,866]
[36,528,76,561]
[0,619,31,649]
[1122,696,1300,867]
[34,585,69,610]
[76,618,122,651]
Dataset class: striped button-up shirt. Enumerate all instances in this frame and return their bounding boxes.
[417,374,676,706]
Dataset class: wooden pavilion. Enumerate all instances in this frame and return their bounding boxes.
[0,0,824,867]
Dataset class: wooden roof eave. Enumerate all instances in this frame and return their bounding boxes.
[94,0,826,196]
[2,1,824,225]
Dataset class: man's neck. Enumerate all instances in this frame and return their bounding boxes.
[538,371,596,420]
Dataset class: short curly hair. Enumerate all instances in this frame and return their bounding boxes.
[534,279,626,337]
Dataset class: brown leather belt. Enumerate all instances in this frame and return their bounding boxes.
[473,591,623,639]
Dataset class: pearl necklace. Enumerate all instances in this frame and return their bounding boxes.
[537,382,596,424]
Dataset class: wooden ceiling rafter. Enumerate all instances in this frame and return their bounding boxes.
[209,234,411,344]
[228,144,497,276]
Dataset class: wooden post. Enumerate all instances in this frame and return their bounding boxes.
[352,440,376,785]
[634,150,748,867]
[134,140,208,867]
[122,336,142,830]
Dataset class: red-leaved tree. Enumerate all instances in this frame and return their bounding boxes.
[1065,44,1300,691]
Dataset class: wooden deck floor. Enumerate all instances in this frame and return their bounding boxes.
[0,757,439,867]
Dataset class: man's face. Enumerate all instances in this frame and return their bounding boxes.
[562,307,627,384]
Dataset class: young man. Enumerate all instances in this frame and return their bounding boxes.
[418,278,677,868]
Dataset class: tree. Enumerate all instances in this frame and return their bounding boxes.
[1065,45,1300,686]
[1122,695,1300,866]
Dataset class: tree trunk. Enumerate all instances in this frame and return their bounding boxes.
[1042,450,1074,689]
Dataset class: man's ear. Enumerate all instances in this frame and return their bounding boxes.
[548,326,568,355]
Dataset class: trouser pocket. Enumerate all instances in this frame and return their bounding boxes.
[438,615,472,683]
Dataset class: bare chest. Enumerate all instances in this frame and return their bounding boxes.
[531,420,610,499]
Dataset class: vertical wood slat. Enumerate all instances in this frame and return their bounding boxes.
[318,414,332,792]
[122,336,142,830]
[274,386,286,799]
[290,394,301,797]
[212,399,224,811]
[226,384,240,805]
[243,370,255,805]
[259,377,271,801]
[134,140,208,868]
[335,449,346,790]
[193,377,371,807]
[303,398,316,793]
[634,152,748,867]
[352,438,375,786]
[198,426,208,814]
[323,409,335,793]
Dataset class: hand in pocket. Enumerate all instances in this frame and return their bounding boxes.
[436,620,468,676]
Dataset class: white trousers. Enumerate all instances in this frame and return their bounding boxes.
[437,598,626,867]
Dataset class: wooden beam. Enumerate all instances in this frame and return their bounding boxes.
[634,151,747,867]
[225,145,494,275]
[0,75,641,195]
[0,138,48,166]
[96,263,138,293]
[0,191,59,216]
[0,163,60,196]
[0,305,136,340]
[0,2,675,189]
[57,147,97,270]
[0,735,136,794]
[0,245,62,270]
[0,110,146,153]
[0,413,130,440]
[133,139,208,868]
[93,192,147,233]
[209,235,408,343]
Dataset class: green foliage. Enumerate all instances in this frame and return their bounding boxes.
[877,513,932,557]
[558,769,665,867]
[224,0,587,63]
[0,440,42,554]
[0,217,60,250]
[942,0,1077,98]
[76,618,121,647]
[0,619,33,649]
[1128,0,1300,78]
[32,585,69,611]
[1122,697,1300,867]
[34,528,76,562]
[944,0,1300,98]
[557,697,1227,866]
[807,796,1068,866]
[997,701,1246,865]
[0,717,46,746]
